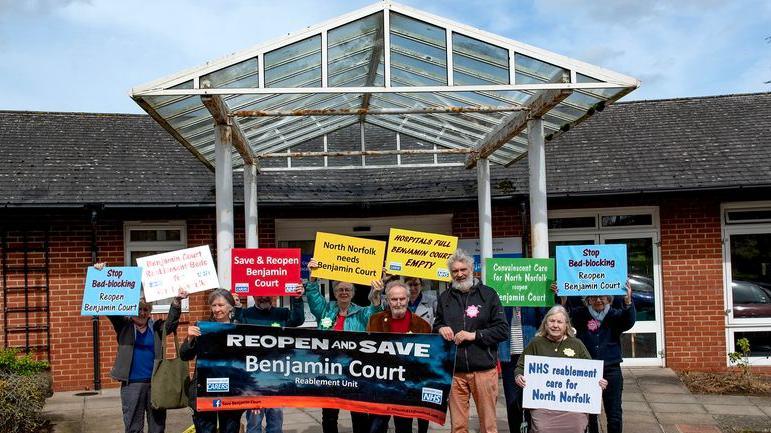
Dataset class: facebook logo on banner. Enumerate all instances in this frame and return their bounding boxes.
[213,399,222,408]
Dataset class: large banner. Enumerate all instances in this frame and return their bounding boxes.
[194,323,456,424]
[231,248,302,296]
[311,232,386,286]
[137,246,219,302]
[556,244,627,297]
[485,258,554,307]
[385,228,457,282]
[81,266,142,316]
[523,355,604,414]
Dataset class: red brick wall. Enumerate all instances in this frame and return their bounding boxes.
[659,197,727,371]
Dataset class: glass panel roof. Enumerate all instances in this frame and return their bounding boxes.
[131,1,638,170]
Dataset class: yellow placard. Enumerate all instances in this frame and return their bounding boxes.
[311,232,387,286]
[385,228,458,282]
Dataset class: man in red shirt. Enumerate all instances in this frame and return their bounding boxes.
[367,281,432,433]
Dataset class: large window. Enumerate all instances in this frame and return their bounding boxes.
[124,221,188,313]
[723,202,771,365]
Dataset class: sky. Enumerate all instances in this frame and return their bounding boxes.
[0,0,769,114]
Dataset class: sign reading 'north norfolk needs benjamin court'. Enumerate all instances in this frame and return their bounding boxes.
[311,232,386,286]
[385,228,457,282]
[485,258,553,307]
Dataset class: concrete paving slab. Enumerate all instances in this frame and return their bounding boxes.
[703,403,765,416]
[645,393,698,403]
[649,403,706,413]
[623,391,646,402]
[51,420,82,433]
[623,401,654,413]
[623,422,663,433]
[748,395,771,405]
[672,424,721,433]
[693,394,751,405]
[640,384,690,394]
[654,413,717,425]
[758,405,771,417]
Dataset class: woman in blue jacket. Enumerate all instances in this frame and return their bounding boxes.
[565,284,635,433]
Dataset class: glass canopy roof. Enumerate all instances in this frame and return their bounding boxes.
[131,1,638,170]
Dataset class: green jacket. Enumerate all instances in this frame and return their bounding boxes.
[305,281,381,331]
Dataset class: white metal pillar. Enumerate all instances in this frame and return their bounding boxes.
[215,125,234,289]
[528,118,549,259]
[477,158,493,282]
[244,163,259,248]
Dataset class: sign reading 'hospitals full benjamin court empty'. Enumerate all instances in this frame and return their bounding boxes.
[311,232,386,286]
[485,258,553,307]
[385,228,457,282]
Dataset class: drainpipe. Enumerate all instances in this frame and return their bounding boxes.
[90,207,101,391]
[519,200,530,259]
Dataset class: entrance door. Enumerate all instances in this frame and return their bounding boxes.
[547,209,664,366]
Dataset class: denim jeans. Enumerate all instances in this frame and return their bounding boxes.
[246,408,284,433]
[500,356,525,433]
[589,363,623,433]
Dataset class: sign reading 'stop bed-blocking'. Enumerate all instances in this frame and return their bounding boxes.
[231,248,302,296]
[556,244,627,296]
[81,266,142,316]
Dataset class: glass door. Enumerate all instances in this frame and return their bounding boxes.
[547,231,664,366]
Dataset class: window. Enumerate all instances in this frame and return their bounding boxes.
[124,221,188,313]
[722,202,771,365]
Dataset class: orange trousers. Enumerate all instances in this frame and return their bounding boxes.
[449,368,499,433]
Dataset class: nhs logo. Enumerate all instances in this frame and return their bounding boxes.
[234,283,249,293]
[421,387,443,405]
[207,378,230,392]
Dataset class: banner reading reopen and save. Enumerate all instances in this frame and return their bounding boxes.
[194,323,456,425]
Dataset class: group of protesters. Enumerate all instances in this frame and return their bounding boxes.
[102,247,635,433]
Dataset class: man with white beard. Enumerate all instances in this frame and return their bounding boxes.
[434,249,508,433]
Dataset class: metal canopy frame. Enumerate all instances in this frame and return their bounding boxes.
[131,1,638,286]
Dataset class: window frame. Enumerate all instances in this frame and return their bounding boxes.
[721,201,771,366]
[124,220,189,313]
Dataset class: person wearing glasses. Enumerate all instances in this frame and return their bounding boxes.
[305,258,384,433]
[404,276,437,328]
[96,262,188,433]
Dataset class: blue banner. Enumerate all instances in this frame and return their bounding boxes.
[193,323,456,425]
[556,245,627,296]
[80,266,142,315]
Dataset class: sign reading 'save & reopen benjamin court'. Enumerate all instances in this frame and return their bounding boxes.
[556,245,627,297]
[231,248,302,296]
[485,258,553,307]
[311,232,386,286]
[386,228,457,282]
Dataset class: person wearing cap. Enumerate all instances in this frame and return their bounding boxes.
[232,291,306,433]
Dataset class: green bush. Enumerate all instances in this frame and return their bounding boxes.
[0,349,52,433]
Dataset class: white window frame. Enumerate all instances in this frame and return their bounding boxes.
[124,220,189,313]
[721,201,771,365]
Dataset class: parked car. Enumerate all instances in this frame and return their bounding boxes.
[732,280,771,319]
[627,274,655,320]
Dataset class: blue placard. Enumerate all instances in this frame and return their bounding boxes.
[556,245,627,296]
[473,253,522,273]
[81,267,143,316]
[300,254,312,280]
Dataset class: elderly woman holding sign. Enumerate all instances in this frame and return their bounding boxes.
[514,305,607,433]
[306,258,383,433]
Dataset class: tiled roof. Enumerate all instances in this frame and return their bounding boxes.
[1,92,769,206]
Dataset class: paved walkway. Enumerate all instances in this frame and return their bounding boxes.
[43,368,771,433]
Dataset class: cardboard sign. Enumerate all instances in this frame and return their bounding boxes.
[385,228,458,282]
[485,258,553,307]
[311,232,386,286]
[231,248,302,296]
[523,355,604,414]
[556,245,628,297]
[81,267,142,316]
[137,245,219,302]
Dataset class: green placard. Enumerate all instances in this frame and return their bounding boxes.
[485,258,554,307]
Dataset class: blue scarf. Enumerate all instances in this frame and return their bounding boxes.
[588,304,610,321]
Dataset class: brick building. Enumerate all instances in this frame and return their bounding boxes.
[1,92,770,392]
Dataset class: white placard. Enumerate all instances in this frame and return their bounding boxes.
[137,245,219,302]
[523,354,604,414]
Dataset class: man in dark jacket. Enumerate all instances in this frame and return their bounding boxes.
[434,249,508,433]
[108,292,186,433]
